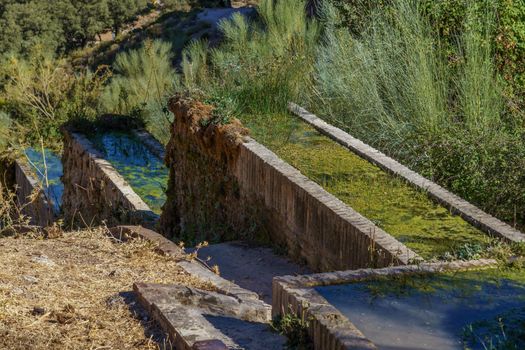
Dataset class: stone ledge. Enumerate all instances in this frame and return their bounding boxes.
[289,103,525,244]
[272,259,498,350]
[134,283,283,350]
[110,226,267,309]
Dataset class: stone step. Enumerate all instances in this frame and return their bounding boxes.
[134,283,286,350]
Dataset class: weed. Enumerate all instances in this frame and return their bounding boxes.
[272,308,313,350]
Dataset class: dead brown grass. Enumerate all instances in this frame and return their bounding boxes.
[0,227,212,349]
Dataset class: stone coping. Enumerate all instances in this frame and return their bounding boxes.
[110,226,274,350]
[14,159,57,227]
[272,259,498,350]
[289,104,525,244]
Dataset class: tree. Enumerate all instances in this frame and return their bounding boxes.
[0,1,64,56]
[107,0,148,35]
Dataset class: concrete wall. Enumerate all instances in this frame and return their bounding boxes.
[160,97,420,272]
[14,160,56,227]
[61,129,158,228]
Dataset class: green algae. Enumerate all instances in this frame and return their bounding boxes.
[89,131,168,215]
[240,112,491,259]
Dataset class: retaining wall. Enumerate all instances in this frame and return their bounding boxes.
[61,129,158,228]
[160,97,420,272]
[14,160,57,227]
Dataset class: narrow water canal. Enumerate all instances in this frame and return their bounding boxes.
[89,131,168,214]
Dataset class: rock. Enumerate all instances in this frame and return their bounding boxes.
[31,307,46,316]
[30,255,56,267]
[22,275,39,284]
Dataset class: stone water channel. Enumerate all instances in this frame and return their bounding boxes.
[12,98,525,349]
[316,269,525,350]
[87,130,168,215]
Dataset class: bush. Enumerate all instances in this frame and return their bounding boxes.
[182,0,319,118]
[331,0,525,109]
[0,49,107,150]
[101,40,179,143]
[313,0,525,227]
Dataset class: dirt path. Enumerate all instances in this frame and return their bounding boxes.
[194,241,311,303]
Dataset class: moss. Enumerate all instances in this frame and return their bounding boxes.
[241,112,490,259]
[88,131,168,215]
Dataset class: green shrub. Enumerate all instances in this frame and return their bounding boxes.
[182,0,319,117]
[0,48,108,150]
[101,40,179,143]
[313,0,525,226]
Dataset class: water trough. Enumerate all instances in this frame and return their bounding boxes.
[61,126,167,228]
[272,259,525,350]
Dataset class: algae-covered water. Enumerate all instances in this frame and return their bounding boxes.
[242,113,490,259]
[316,269,525,350]
[89,131,168,214]
[24,148,63,213]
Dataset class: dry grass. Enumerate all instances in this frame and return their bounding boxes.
[0,227,212,349]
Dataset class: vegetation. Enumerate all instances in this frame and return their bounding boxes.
[272,309,313,350]
[101,40,179,143]
[0,0,149,57]
[312,0,525,228]
[253,115,490,259]
[179,0,525,231]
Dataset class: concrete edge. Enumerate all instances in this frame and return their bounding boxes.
[14,159,57,227]
[132,129,166,160]
[289,103,525,244]
[272,259,498,350]
[242,137,422,266]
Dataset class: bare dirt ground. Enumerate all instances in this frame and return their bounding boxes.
[0,228,211,350]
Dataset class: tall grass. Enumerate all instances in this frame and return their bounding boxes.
[313,0,525,226]
[0,112,11,152]
[182,0,319,118]
[101,40,179,143]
